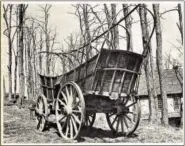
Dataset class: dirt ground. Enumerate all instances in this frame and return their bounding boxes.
[2,105,183,144]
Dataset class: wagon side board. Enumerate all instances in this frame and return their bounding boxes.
[91,49,143,98]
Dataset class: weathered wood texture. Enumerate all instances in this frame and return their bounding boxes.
[38,49,143,101]
[92,49,143,98]
[38,74,58,101]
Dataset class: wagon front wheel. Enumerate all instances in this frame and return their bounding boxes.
[55,82,85,140]
[106,95,141,136]
[35,94,48,131]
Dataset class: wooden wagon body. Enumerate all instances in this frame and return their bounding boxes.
[39,49,143,112]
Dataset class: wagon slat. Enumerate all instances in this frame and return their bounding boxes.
[109,54,121,95]
[99,51,111,94]
[127,60,140,94]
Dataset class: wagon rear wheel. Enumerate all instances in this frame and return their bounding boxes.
[55,82,85,140]
[35,94,48,131]
[106,95,140,136]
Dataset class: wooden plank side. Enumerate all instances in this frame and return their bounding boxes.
[94,49,143,95]
[58,55,98,92]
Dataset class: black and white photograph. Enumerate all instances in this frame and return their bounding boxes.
[1,1,184,145]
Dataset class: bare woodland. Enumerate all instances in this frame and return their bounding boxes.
[2,3,183,143]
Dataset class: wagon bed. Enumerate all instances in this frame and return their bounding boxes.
[39,49,143,101]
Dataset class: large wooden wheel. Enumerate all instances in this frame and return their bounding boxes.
[106,95,141,136]
[84,113,96,128]
[35,94,48,131]
[55,82,85,140]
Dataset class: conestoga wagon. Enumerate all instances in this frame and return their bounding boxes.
[35,48,143,140]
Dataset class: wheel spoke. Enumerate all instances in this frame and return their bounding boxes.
[72,110,81,113]
[88,117,91,124]
[89,114,94,118]
[66,86,70,98]
[70,118,73,138]
[108,112,115,118]
[121,116,124,135]
[125,114,135,125]
[123,116,129,130]
[73,101,80,108]
[126,102,137,108]
[70,86,73,99]
[72,114,81,125]
[65,123,69,137]
[116,117,120,133]
[61,118,68,130]
[71,116,78,135]
[111,115,118,127]
[58,115,67,123]
[123,97,129,106]
[61,91,68,104]
[58,99,66,107]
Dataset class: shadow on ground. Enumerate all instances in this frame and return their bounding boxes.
[45,121,138,142]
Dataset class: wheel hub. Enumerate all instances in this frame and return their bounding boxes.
[116,105,129,115]
[65,105,73,115]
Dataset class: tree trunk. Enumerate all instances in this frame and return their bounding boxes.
[14,6,19,100]
[33,35,37,98]
[104,4,112,50]
[153,4,168,126]
[8,5,13,101]
[122,4,133,51]
[27,43,33,101]
[83,4,91,60]
[14,55,18,99]
[149,40,159,120]
[3,5,14,101]
[8,35,12,101]
[139,4,158,124]
[144,4,159,122]
[111,4,119,50]
[39,30,43,74]
[17,4,26,108]
[3,76,6,99]
[177,4,183,44]
[44,5,51,75]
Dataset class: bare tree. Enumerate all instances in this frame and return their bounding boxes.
[177,4,183,44]
[13,5,20,100]
[111,4,119,50]
[82,4,92,60]
[39,4,52,75]
[153,4,168,126]
[24,26,33,101]
[104,4,119,50]
[139,4,158,124]
[39,29,43,74]
[3,76,6,99]
[123,4,133,51]
[17,4,28,108]
[3,4,14,100]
